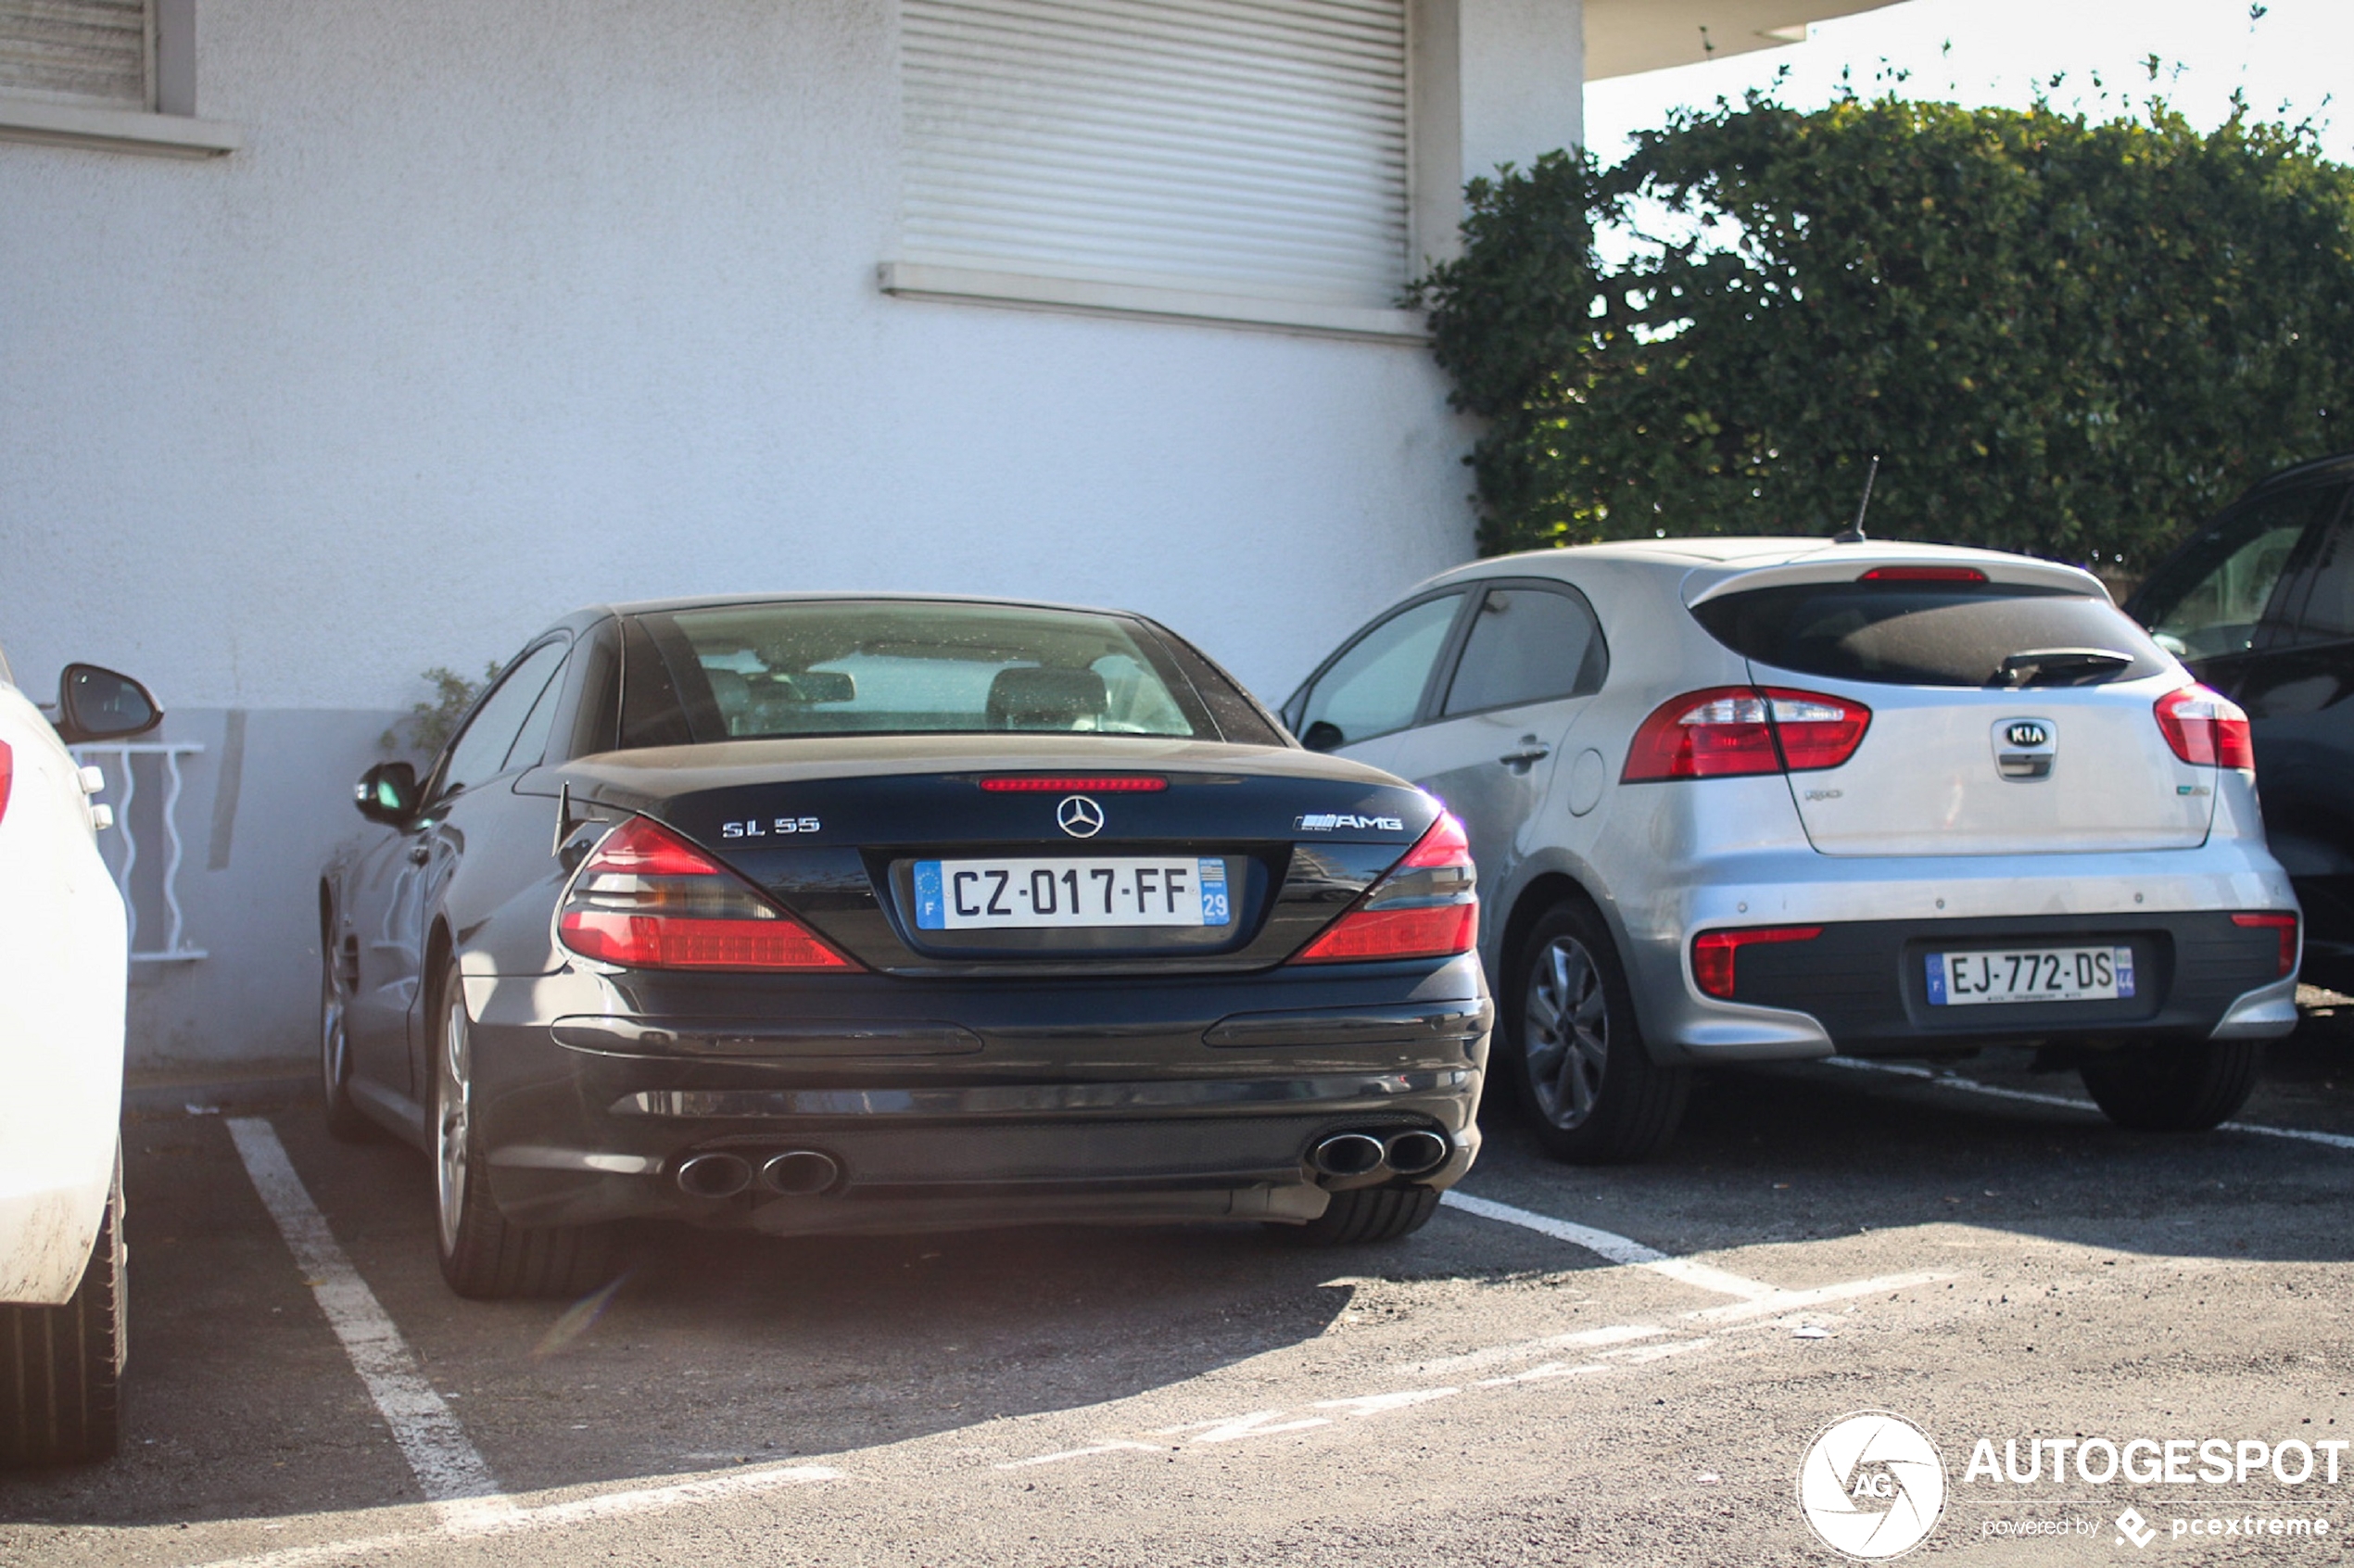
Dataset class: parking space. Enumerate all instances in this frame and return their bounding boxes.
[4,1021,2352,1566]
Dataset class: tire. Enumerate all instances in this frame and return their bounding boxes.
[431,960,614,1299]
[1505,900,1690,1163]
[2079,1040,2266,1132]
[1,1147,126,1466]
[1290,1184,1441,1246]
[320,939,376,1143]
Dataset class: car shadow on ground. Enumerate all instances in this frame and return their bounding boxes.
[7,1018,2349,1528]
[0,1100,1495,1528]
[1469,1010,2354,1271]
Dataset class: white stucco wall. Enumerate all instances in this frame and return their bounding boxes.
[6,0,1478,707]
[0,0,1486,1069]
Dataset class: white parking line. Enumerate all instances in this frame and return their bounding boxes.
[1684,1271,1948,1323]
[1438,1189,1781,1299]
[984,1188,1958,1474]
[225,1118,503,1508]
[1395,1321,1671,1379]
[187,1462,845,1568]
[1823,1057,2354,1151]
[995,1268,1950,1472]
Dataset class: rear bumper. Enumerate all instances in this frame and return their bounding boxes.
[1612,846,2298,1063]
[460,955,1489,1233]
[1703,910,2295,1056]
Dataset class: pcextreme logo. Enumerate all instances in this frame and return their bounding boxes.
[1797,1410,1948,1560]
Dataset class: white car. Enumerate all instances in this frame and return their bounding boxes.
[1286,538,2298,1161]
[0,648,159,1464]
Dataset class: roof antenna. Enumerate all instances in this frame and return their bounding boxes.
[1834,454,1879,544]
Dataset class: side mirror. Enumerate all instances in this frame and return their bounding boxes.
[1300,720,1346,753]
[54,664,162,744]
[354,761,421,825]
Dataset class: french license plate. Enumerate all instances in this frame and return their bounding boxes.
[1926,946,2134,1005]
[913,857,1232,930]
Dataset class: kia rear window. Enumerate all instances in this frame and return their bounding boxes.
[620,601,1231,744]
[1690,581,2169,689]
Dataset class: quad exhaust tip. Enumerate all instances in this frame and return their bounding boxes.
[1384,1129,1451,1177]
[675,1152,753,1199]
[759,1149,841,1196]
[675,1149,844,1198]
[1309,1132,1388,1178]
[1308,1128,1452,1182]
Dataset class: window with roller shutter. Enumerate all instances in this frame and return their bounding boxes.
[0,0,236,156]
[0,0,152,110]
[898,0,1412,316]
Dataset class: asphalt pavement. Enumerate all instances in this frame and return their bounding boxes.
[5,1016,2353,1566]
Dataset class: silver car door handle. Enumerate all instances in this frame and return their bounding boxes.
[1498,741,1551,769]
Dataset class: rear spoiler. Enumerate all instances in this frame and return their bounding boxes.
[1682,553,2107,609]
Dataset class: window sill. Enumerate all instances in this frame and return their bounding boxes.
[0,95,240,158]
[878,260,1427,345]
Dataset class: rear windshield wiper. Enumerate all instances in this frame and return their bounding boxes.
[1990,648,2135,689]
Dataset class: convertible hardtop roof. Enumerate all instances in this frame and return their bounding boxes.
[584,591,1153,621]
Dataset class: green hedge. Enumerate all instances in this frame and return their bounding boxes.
[1417,95,2354,568]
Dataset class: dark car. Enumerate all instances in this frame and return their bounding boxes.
[320,596,1488,1298]
[2129,453,2354,993]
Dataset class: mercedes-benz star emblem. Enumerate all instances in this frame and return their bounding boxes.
[1057,795,1106,839]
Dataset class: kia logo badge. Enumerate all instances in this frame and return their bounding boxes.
[1057,796,1106,839]
[2006,721,2050,749]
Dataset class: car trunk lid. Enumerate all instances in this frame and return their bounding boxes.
[552,736,1437,973]
[1687,560,2216,856]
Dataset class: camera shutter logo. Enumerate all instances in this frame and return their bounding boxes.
[1796,1410,1946,1560]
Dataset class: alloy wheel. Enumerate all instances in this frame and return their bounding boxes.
[319,973,348,1106]
[1524,935,1609,1130]
[435,993,472,1253]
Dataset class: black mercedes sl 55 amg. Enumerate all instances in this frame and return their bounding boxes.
[320,596,1490,1297]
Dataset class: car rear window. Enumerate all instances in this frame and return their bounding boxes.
[1690,580,2170,688]
[617,601,1245,745]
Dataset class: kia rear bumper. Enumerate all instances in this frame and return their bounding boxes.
[1612,847,2298,1063]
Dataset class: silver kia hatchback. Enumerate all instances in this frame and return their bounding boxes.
[1284,537,2300,1161]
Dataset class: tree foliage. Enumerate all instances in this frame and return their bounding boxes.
[380,663,498,756]
[1419,95,2354,568]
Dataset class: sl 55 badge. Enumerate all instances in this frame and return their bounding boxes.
[721,816,821,838]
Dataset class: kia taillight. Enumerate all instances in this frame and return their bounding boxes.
[1622,687,1871,782]
[1293,812,1478,964]
[2231,911,2299,978]
[1691,925,1823,999]
[2155,685,2255,770]
[557,816,860,971]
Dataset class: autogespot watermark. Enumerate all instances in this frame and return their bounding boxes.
[1795,1413,2340,1558]
[1798,1411,1947,1560]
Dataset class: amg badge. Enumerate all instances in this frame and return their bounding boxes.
[1296,813,1406,831]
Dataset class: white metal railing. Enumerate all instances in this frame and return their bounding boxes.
[71,740,208,963]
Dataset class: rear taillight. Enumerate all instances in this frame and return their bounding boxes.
[1691,925,1823,999]
[1293,812,1477,965]
[1858,565,1988,582]
[1622,687,1871,782]
[2155,684,2254,770]
[557,816,860,972]
[2231,911,2299,978]
[0,739,11,826]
